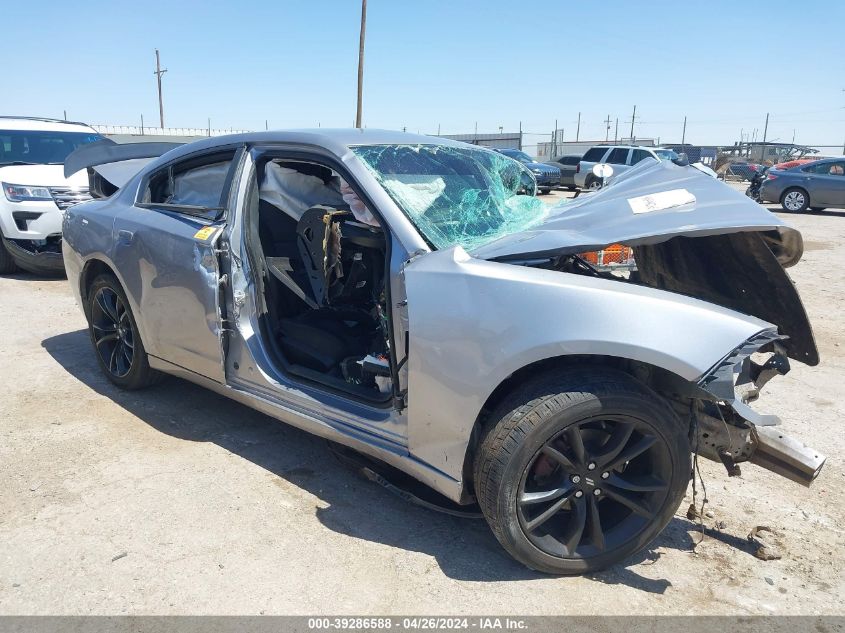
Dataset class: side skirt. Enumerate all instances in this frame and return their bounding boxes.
[147,354,464,502]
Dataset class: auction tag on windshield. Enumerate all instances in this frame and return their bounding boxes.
[627,189,696,214]
[194,226,218,241]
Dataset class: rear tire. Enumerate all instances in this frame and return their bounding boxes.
[86,274,163,390]
[781,188,809,213]
[0,235,18,274]
[474,368,690,575]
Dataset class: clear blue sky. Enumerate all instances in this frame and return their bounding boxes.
[3,0,843,149]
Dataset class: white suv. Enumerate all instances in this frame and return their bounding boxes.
[0,117,102,274]
[574,145,680,189]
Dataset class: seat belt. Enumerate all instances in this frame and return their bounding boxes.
[265,257,319,310]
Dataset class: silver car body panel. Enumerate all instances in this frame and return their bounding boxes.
[402,245,771,481]
[61,129,819,503]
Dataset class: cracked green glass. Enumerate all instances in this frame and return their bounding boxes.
[352,144,548,250]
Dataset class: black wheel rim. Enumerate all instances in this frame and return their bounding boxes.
[517,415,672,560]
[91,287,134,378]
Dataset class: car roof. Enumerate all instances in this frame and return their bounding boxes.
[590,145,659,151]
[0,116,98,133]
[154,128,472,164]
[778,157,840,170]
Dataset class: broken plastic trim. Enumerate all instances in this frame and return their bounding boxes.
[695,329,826,486]
[352,144,548,251]
[698,329,787,426]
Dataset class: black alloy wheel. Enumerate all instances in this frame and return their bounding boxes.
[517,415,672,559]
[474,369,690,574]
[91,286,134,378]
[86,274,162,389]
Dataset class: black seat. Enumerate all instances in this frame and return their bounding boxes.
[277,318,352,373]
[277,310,372,374]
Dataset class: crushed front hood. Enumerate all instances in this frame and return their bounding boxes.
[467,160,819,367]
[471,160,797,261]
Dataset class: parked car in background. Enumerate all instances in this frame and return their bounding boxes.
[0,116,102,274]
[62,130,823,575]
[760,157,845,212]
[544,154,580,189]
[494,148,560,194]
[725,162,765,181]
[575,145,679,189]
[773,159,816,171]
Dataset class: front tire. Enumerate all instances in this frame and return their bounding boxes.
[781,188,809,212]
[474,369,690,575]
[86,274,162,390]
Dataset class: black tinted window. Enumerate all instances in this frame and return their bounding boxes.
[630,149,653,165]
[582,147,607,162]
[0,129,101,166]
[557,156,579,166]
[803,162,845,175]
[607,148,629,165]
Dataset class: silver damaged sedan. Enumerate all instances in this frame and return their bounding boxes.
[62,130,824,574]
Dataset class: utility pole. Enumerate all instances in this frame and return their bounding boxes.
[154,49,167,128]
[629,105,637,140]
[554,118,558,155]
[603,114,611,141]
[614,118,618,143]
[762,112,769,144]
[140,114,145,135]
[681,116,687,145]
[576,112,581,142]
[355,0,367,128]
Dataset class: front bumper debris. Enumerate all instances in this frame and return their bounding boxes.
[2,235,65,275]
[695,329,825,486]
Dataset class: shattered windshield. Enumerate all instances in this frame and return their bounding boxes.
[499,149,533,163]
[352,144,548,250]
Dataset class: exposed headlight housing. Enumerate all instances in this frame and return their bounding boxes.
[3,183,53,202]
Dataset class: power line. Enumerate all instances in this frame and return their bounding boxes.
[153,49,167,128]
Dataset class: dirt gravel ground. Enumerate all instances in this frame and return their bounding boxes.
[0,187,844,615]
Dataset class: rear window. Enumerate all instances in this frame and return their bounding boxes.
[141,151,237,218]
[582,147,607,162]
[606,148,629,165]
[803,162,845,175]
[557,156,580,166]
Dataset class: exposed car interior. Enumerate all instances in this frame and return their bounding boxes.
[247,156,392,401]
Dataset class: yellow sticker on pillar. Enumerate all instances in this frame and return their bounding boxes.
[194,226,217,241]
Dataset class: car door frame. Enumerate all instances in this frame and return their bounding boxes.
[112,143,246,384]
[220,141,414,446]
